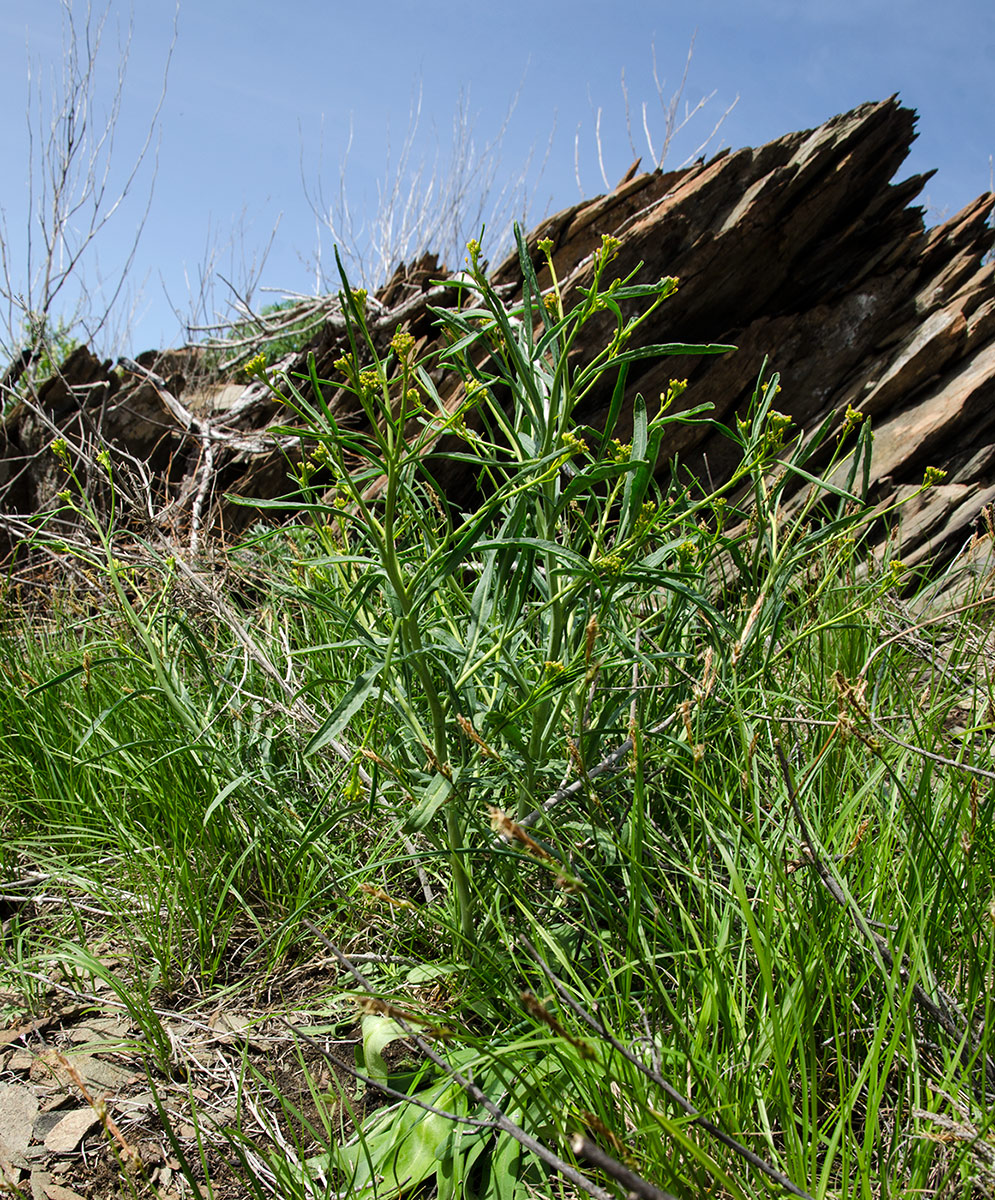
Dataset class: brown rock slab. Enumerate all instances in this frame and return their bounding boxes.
[871,342,995,481]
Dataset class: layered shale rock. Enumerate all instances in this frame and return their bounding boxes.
[2,97,993,579]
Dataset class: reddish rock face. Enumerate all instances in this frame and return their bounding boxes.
[3,97,994,578]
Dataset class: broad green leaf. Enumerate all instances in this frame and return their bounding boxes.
[489,1124,526,1200]
[403,772,454,834]
[361,1013,408,1090]
[327,1079,466,1198]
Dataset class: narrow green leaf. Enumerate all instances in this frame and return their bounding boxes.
[203,774,251,827]
[304,661,385,755]
[575,341,734,389]
[600,360,630,447]
[25,658,118,696]
[776,458,862,503]
[620,391,650,531]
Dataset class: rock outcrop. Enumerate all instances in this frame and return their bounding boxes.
[2,97,993,580]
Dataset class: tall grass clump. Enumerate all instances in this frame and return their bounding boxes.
[0,454,364,1002]
[1,227,992,1199]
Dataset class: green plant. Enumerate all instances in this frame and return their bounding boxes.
[253,228,739,943]
[193,230,988,1200]
[1,314,81,408]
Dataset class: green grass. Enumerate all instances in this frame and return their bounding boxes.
[1,230,993,1200]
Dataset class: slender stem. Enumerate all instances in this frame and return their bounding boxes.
[378,382,474,939]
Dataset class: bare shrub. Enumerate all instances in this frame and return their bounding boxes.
[302,39,734,296]
[0,0,176,401]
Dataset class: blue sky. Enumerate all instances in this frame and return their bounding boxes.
[0,0,992,356]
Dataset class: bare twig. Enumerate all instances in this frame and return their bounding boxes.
[574,36,736,198]
[171,210,283,347]
[304,75,536,291]
[860,593,995,684]
[1,0,176,375]
[512,710,678,833]
[571,1135,679,1200]
[277,1016,496,1130]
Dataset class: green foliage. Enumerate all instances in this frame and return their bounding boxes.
[2,314,81,411]
[323,1046,550,1200]
[255,228,741,942]
[1,230,993,1199]
[215,298,324,375]
[26,318,82,384]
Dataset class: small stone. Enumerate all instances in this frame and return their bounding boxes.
[115,1090,155,1113]
[67,1016,132,1044]
[30,1169,51,1200]
[30,1053,133,1095]
[44,1186,88,1200]
[0,1084,39,1166]
[43,1109,99,1155]
[74,1057,135,1093]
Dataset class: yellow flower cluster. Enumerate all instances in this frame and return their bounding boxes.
[243,351,267,378]
[560,429,588,457]
[765,409,794,449]
[634,501,657,536]
[676,539,700,569]
[358,368,382,394]
[595,553,625,577]
[598,234,622,264]
[662,379,688,409]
